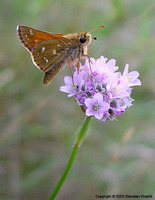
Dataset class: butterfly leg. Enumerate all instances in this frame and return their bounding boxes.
[84,46,93,73]
[87,46,93,73]
[77,55,81,74]
[87,46,92,64]
[67,58,73,79]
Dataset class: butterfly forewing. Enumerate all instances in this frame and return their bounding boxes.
[17,26,65,52]
[31,39,69,72]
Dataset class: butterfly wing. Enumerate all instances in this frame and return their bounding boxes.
[31,38,71,85]
[30,38,70,72]
[42,60,65,86]
[17,26,65,52]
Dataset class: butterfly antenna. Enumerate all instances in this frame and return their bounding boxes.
[88,25,104,33]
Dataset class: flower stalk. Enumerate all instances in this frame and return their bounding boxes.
[49,116,92,200]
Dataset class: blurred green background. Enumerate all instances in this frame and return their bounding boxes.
[0,0,155,199]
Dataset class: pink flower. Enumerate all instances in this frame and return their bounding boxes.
[60,56,141,121]
[85,93,110,120]
[123,64,141,87]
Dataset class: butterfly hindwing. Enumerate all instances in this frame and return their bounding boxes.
[43,60,65,86]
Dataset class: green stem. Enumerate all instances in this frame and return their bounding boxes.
[49,116,92,200]
[74,116,92,147]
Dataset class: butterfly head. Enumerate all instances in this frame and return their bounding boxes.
[78,32,92,47]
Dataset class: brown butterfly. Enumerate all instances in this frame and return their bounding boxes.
[17,25,104,86]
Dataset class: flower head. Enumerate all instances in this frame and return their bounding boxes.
[60,56,141,121]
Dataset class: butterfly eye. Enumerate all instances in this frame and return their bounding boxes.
[79,36,86,43]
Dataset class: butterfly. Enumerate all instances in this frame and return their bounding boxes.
[17,25,104,85]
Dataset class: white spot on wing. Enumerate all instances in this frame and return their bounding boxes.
[41,47,45,52]
[30,29,34,35]
[45,59,48,63]
[57,44,60,47]
[43,57,46,60]
[25,35,29,40]
[53,49,56,54]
